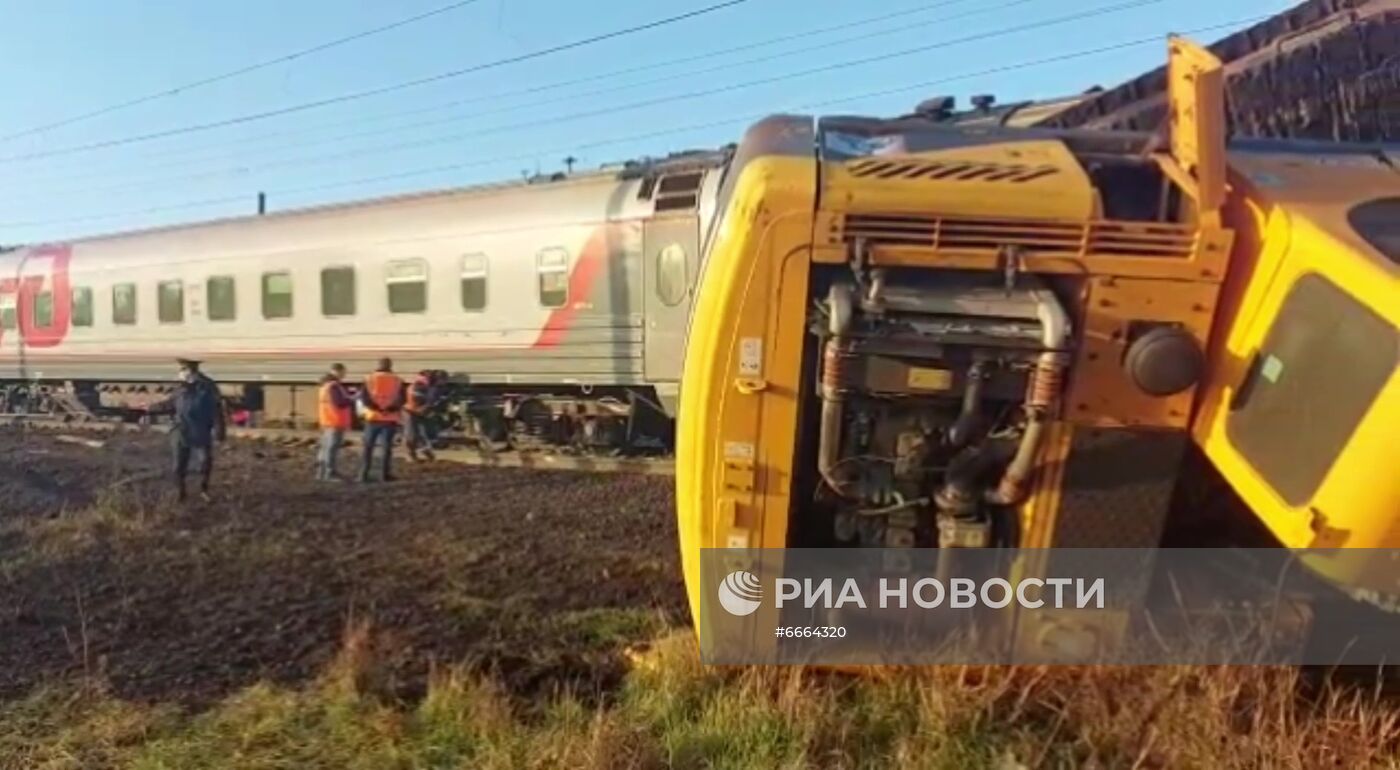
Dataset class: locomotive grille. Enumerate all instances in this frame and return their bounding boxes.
[841,213,1196,258]
[846,158,1060,184]
[651,171,703,212]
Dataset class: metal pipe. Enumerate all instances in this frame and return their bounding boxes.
[984,408,1048,505]
[818,282,854,494]
[947,360,988,448]
[985,282,1071,506]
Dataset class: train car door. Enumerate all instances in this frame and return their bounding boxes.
[643,216,699,384]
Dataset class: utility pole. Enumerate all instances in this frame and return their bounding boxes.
[257,192,266,215]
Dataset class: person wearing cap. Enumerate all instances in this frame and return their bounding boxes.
[358,357,405,482]
[315,363,354,481]
[404,369,441,462]
[147,358,227,503]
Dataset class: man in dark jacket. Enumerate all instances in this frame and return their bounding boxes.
[147,358,227,502]
[404,369,441,462]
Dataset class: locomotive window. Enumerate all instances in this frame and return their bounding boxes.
[0,295,14,331]
[113,283,137,325]
[655,242,688,306]
[72,287,93,327]
[321,267,357,317]
[1348,197,1400,265]
[461,253,487,312]
[207,276,236,321]
[33,291,54,328]
[158,280,184,324]
[386,259,427,314]
[537,248,569,308]
[262,272,293,319]
[1227,273,1398,505]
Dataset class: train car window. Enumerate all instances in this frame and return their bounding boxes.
[113,283,137,325]
[321,267,357,317]
[1348,197,1400,265]
[0,294,15,331]
[656,243,688,306]
[32,291,54,328]
[537,248,569,308]
[386,259,428,314]
[262,272,293,319]
[1227,273,1398,505]
[72,287,93,327]
[461,253,487,312]
[158,280,184,324]
[207,276,236,321]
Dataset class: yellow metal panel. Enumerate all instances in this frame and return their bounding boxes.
[823,140,1097,222]
[676,156,816,622]
[1166,36,1227,215]
[1065,276,1220,429]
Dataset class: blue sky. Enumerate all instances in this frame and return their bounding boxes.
[0,0,1293,244]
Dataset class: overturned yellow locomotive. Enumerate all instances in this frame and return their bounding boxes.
[676,37,1399,632]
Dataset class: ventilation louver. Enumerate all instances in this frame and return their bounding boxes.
[846,158,1059,184]
[842,214,1196,258]
[651,172,703,212]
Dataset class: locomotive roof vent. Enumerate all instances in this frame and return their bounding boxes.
[647,171,703,212]
[913,96,955,121]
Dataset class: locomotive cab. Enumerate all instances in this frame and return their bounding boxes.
[675,37,1400,653]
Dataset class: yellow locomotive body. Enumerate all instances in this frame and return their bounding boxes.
[676,38,1399,631]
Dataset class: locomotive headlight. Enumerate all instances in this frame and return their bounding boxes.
[1123,324,1205,397]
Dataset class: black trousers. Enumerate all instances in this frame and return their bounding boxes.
[172,438,214,497]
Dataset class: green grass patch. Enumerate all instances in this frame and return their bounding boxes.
[2,632,1398,770]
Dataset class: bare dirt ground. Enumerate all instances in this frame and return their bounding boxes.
[0,426,685,709]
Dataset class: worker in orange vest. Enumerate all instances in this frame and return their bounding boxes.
[315,363,354,481]
[358,357,406,483]
[404,369,441,462]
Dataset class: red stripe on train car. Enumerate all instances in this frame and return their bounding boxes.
[532,225,612,349]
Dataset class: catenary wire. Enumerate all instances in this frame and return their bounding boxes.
[0,15,1265,234]
[9,0,1047,194]
[2,0,1162,202]
[5,0,991,185]
[0,0,489,143]
[0,0,751,164]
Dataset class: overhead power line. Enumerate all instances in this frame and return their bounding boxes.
[0,0,489,144]
[0,0,750,163]
[10,0,1042,194]
[2,0,1157,198]
[0,15,1264,234]
[6,0,984,181]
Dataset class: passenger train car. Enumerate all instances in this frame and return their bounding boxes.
[0,150,728,448]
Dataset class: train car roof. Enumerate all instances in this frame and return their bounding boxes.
[13,148,731,251]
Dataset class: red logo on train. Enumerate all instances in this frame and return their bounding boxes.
[0,244,71,349]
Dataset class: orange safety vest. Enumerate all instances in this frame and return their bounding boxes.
[362,371,405,424]
[318,381,352,430]
[406,375,431,415]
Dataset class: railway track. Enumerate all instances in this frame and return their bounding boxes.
[0,413,675,476]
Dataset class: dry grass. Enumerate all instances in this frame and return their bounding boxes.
[2,626,1397,770]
